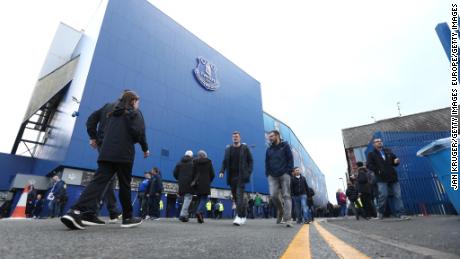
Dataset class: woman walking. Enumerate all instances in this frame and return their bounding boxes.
[192,150,215,223]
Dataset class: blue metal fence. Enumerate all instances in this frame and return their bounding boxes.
[365,131,456,215]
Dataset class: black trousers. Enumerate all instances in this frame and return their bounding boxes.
[230,180,247,218]
[72,162,133,219]
[360,193,375,218]
[90,176,119,217]
[149,194,161,218]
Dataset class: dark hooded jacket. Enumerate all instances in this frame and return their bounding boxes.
[173,156,194,195]
[97,103,148,163]
[265,141,294,177]
[192,157,215,195]
[346,184,359,202]
[86,102,116,146]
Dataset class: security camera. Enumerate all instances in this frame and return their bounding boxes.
[72,96,80,104]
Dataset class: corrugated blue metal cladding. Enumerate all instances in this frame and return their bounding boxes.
[263,113,328,207]
[365,131,456,215]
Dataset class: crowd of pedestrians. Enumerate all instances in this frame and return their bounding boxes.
[335,137,410,221]
[29,89,410,231]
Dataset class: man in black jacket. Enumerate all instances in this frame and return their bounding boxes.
[290,167,310,224]
[219,131,253,226]
[366,138,409,220]
[147,167,163,220]
[266,130,294,227]
[61,91,149,230]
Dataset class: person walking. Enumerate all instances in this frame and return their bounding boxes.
[336,189,347,217]
[26,184,37,218]
[174,150,195,222]
[85,94,127,224]
[356,162,374,219]
[191,150,215,223]
[32,194,44,219]
[307,186,315,222]
[366,138,410,220]
[345,181,361,220]
[138,172,151,219]
[47,175,66,218]
[254,193,263,218]
[148,167,163,220]
[265,130,294,227]
[217,201,224,219]
[206,200,213,218]
[290,167,311,224]
[219,131,253,226]
[61,91,149,230]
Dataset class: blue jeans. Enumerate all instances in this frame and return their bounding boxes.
[268,174,292,221]
[339,204,347,216]
[293,195,310,222]
[179,194,193,218]
[196,195,208,215]
[254,205,263,218]
[48,199,61,217]
[377,181,405,216]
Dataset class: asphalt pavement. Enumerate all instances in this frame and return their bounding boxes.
[1,216,459,259]
[0,218,300,259]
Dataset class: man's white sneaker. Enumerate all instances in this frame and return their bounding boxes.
[241,217,247,225]
[233,216,241,226]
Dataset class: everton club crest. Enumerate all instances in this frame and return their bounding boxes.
[194,57,219,91]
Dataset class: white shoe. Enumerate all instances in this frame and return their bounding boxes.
[241,217,247,225]
[233,216,241,226]
[145,215,150,220]
[108,218,118,224]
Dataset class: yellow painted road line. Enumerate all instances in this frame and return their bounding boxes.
[313,221,370,259]
[280,224,311,259]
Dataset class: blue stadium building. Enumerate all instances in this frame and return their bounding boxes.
[0,0,327,218]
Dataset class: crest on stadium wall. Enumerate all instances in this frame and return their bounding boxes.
[194,57,219,91]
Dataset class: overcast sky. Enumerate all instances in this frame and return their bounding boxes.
[0,0,451,203]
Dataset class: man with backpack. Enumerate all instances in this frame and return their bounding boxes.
[346,181,363,220]
[356,162,375,219]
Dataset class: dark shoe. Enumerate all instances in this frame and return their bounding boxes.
[108,213,121,224]
[121,217,142,228]
[81,214,105,226]
[61,210,85,230]
[196,213,204,224]
[179,216,189,222]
